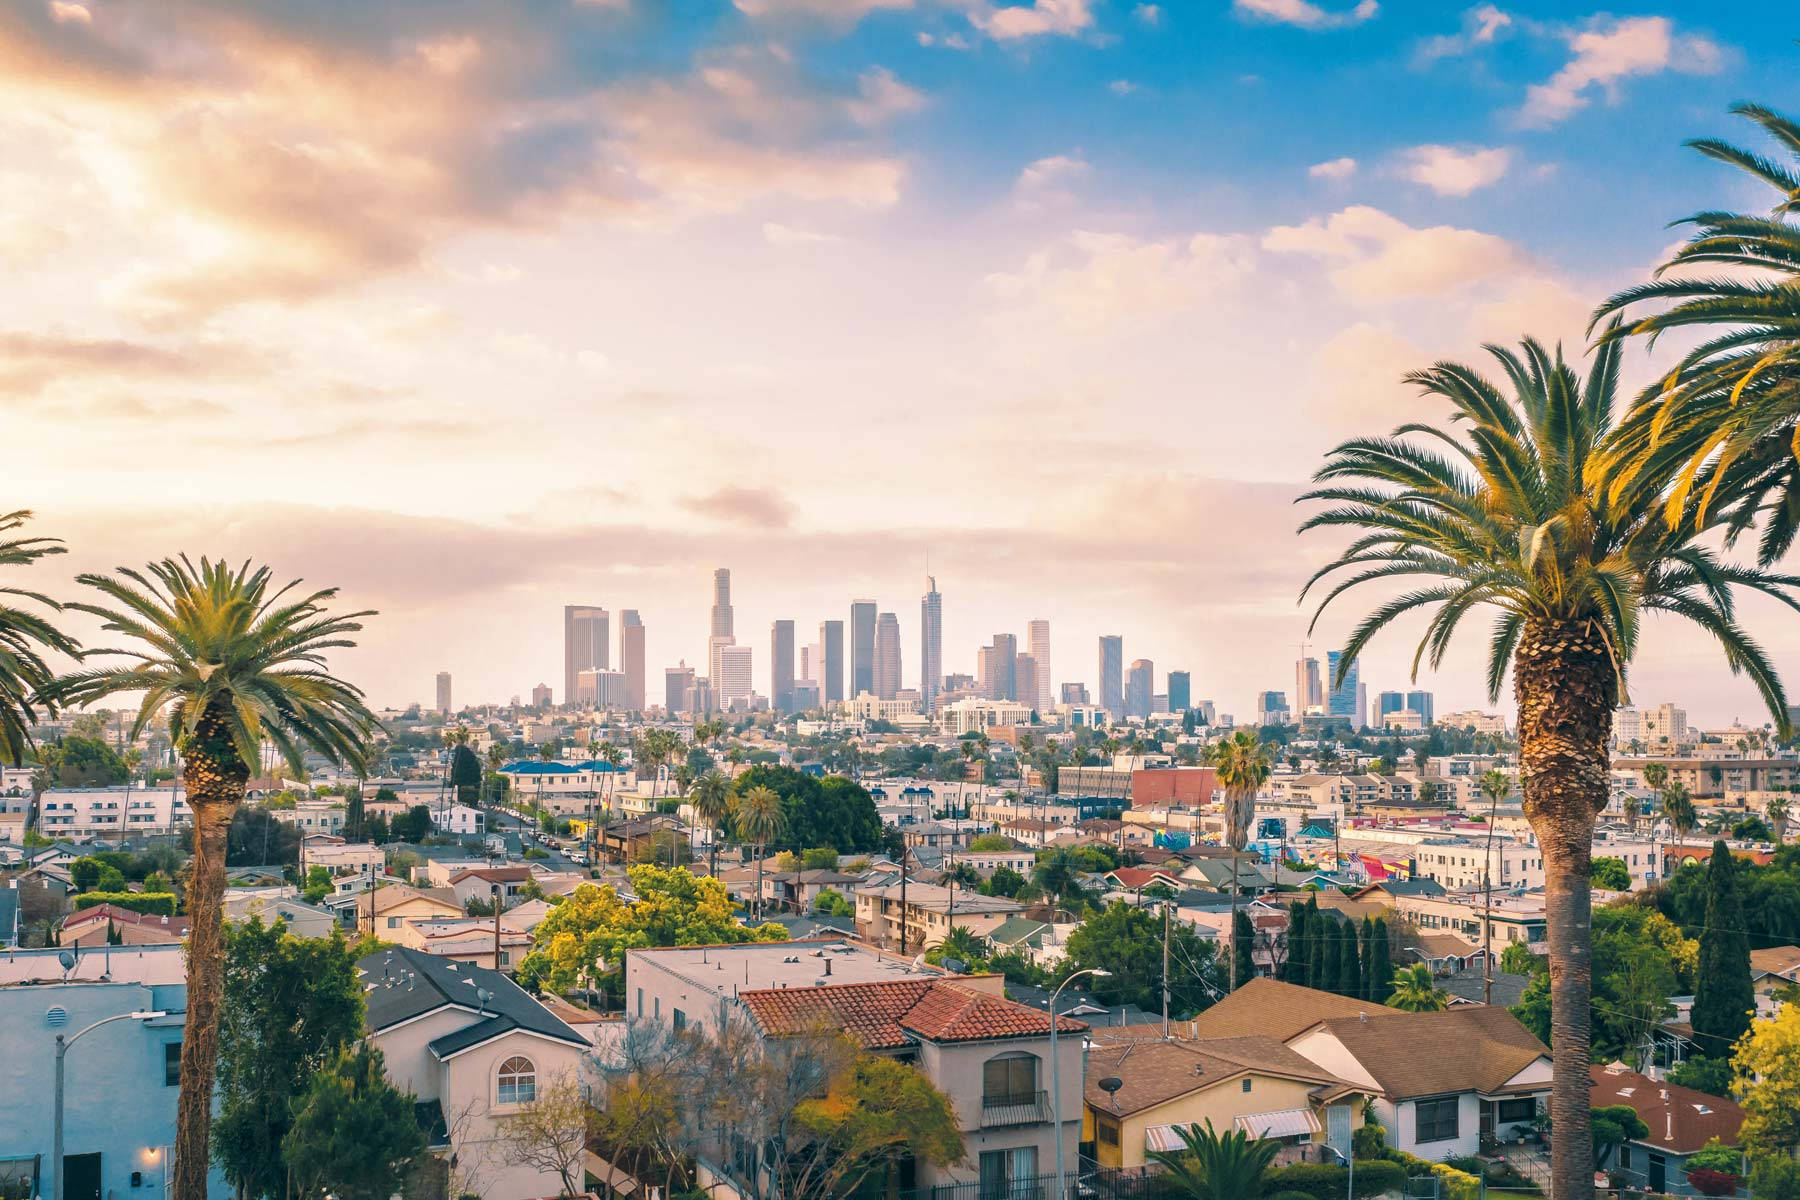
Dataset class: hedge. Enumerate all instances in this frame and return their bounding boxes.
[1384,1151,1479,1200]
[70,892,178,916]
[1261,1160,1404,1200]
[1266,1192,1318,1200]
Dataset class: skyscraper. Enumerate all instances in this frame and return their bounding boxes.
[563,605,608,707]
[709,569,735,686]
[1015,654,1039,716]
[718,645,753,709]
[920,576,943,712]
[849,600,877,698]
[819,620,845,703]
[1061,682,1090,706]
[1326,651,1360,723]
[620,610,645,711]
[1406,690,1435,725]
[1167,670,1191,713]
[801,642,820,688]
[770,620,796,713]
[874,612,902,700]
[435,671,452,714]
[530,683,552,708]
[1098,635,1124,718]
[1295,655,1323,712]
[978,633,1018,700]
[665,663,696,714]
[1027,619,1052,711]
[1378,691,1406,721]
[1126,658,1154,719]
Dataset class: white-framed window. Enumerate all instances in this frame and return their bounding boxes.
[497,1055,537,1105]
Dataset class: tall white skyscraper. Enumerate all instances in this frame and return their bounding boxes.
[874,612,902,700]
[563,605,608,707]
[1027,619,1052,711]
[920,576,943,712]
[718,644,753,708]
[709,568,735,684]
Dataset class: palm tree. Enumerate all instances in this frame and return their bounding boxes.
[1208,730,1271,992]
[690,769,733,878]
[1146,1119,1280,1200]
[1299,335,1800,1200]
[0,511,79,769]
[1769,794,1790,846]
[1477,768,1511,1004]
[734,783,785,921]
[1594,104,1800,566]
[45,556,378,1200]
[1385,964,1450,1012]
[1665,781,1697,848]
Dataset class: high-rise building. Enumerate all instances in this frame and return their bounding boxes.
[620,610,645,711]
[801,642,820,687]
[874,612,902,700]
[435,671,452,714]
[530,683,552,708]
[579,669,629,709]
[1378,691,1406,721]
[1098,635,1124,718]
[1357,682,1368,731]
[1126,658,1154,719]
[1406,690,1435,726]
[1326,651,1360,723]
[920,577,943,712]
[711,568,733,638]
[1061,682,1091,706]
[849,601,877,699]
[563,605,609,707]
[665,663,696,714]
[1015,654,1039,716]
[978,633,1018,700]
[1256,690,1289,725]
[1295,655,1323,712]
[1167,670,1191,713]
[718,645,753,709]
[1027,619,1052,711]
[770,620,796,713]
[819,620,845,703]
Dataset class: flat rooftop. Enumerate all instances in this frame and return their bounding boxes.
[628,939,943,997]
[0,943,187,987]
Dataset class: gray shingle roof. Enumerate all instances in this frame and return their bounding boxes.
[358,945,586,1057]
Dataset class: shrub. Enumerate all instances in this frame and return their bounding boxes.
[1751,1155,1800,1200]
[1685,1168,1742,1197]
[1260,1160,1401,1200]
[1266,1191,1319,1200]
[1352,1122,1387,1159]
[70,892,178,916]
[1351,1160,1406,1198]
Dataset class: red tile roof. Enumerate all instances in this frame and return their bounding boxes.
[1589,1064,1745,1155]
[62,904,190,933]
[740,979,1086,1048]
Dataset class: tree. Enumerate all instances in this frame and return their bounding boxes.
[390,804,432,843]
[1300,335,1800,1200]
[688,768,733,878]
[1591,856,1633,891]
[1591,1104,1650,1169]
[34,735,131,788]
[728,764,883,853]
[212,918,365,1199]
[986,865,1027,899]
[1368,916,1396,1003]
[1337,916,1362,998]
[344,786,365,842]
[1666,782,1698,846]
[814,889,854,917]
[1751,1155,1800,1200]
[1313,920,1340,995]
[1386,964,1448,1012]
[301,864,332,905]
[1146,1119,1281,1200]
[1233,909,1256,989]
[1209,730,1272,992]
[778,1051,964,1200]
[1685,1138,1747,1197]
[0,511,79,769]
[969,832,1015,852]
[1770,796,1791,846]
[1064,900,1223,1018]
[495,1073,591,1198]
[45,557,380,1200]
[449,742,481,806]
[1668,1055,1735,1098]
[1513,903,1687,1061]
[736,783,786,921]
[282,1042,427,1200]
[1738,1004,1800,1158]
[1692,841,1755,1058]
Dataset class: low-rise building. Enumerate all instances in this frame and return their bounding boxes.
[36,786,192,838]
[1589,1063,1745,1195]
[854,882,1026,950]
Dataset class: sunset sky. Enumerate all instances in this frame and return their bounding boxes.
[6,0,1795,723]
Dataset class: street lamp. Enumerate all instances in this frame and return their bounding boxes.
[54,1008,168,1200]
[1049,968,1109,1200]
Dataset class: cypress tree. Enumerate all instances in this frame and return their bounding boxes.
[1301,892,1321,987]
[1234,909,1257,988]
[1359,915,1376,999]
[1316,920,1341,993]
[1286,899,1310,985]
[1367,917,1394,1003]
[1691,840,1754,1057]
[1338,918,1362,998]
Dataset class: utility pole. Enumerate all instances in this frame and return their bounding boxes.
[1161,901,1171,1040]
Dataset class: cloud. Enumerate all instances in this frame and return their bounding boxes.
[733,0,916,17]
[1016,154,1089,190]
[1109,80,1138,96]
[973,0,1096,41]
[1263,205,1526,301]
[985,229,1257,332]
[0,330,276,398]
[1396,144,1512,196]
[1414,4,1511,64]
[1133,4,1162,25]
[47,2,90,24]
[846,67,926,126]
[1518,15,1725,128]
[1233,0,1377,32]
[762,221,841,244]
[679,486,798,529]
[1308,156,1358,180]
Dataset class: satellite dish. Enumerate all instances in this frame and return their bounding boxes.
[475,987,493,1013]
[1098,1076,1123,1110]
[58,950,77,973]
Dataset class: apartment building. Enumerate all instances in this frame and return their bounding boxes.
[854,882,1026,950]
[36,786,192,838]
[274,799,346,837]
[1616,756,1798,799]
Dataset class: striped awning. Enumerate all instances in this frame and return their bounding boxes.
[1234,1108,1322,1139]
[1145,1123,1194,1154]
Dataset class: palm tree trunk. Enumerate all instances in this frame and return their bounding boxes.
[174,723,249,1200]
[1515,617,1613,1200]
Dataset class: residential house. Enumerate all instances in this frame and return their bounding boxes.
[1589,1063,1745,1195]
[61,904,189,948]
[360,945,589,1200]
[335,882,464,938]
[1750,945,1800,1002]
[446,866,535,911]
[854,882,1026,950]
[222,892,340,938]
[298,839,384,895]
[761,867,862,914]
[36,786,192,839]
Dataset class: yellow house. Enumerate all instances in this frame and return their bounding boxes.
[1083,1033,1367,1169]
[346,882,465,940]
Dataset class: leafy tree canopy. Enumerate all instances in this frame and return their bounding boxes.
[1064,900,1222,1018]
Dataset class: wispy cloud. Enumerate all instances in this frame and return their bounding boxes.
[1517,15,1726,128]
[1396,144,1512,196]
[680,486,799,530]
[1414,4,1512,64]
[1233,0,1377,32]
[1308,156,1358,180]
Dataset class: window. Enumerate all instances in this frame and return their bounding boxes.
[1496,1098,1536,1123]
[497,1056,536,1105]
[164,1041,182,1087]
[978,1148,1037,1199]
[1095,1116,1120,1147]
[672,1008,686,1031]
[982,1053,1039,1106]
[386,916,400,929]
[1415,1097,1459,1144]
[1242,1078,1253,1093]
[636,988,644,1018]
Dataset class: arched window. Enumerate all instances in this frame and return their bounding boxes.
[982,1052,1039,1106]
[497,1055,536,1104]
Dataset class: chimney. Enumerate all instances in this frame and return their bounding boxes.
[824,958,832,976]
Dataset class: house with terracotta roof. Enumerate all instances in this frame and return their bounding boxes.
[1588,1062,1745,1195]
[446,866,536,910]
[60,903,189,947]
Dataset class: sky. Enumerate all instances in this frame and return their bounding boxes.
[4,0,1798,725]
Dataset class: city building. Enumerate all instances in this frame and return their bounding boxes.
[1406,690,1435,726]
[842,693,928,723]
[1295,655,1323,712]
[1015,654,1039,716]
[563,605,608,708]
[576,668,629,710]
[530,682,552,708]
[1326,651,1359,724]
[850,600,878,699]
[1061,682,1090,706]
[709,569,735,685]
[1167,670,1190,714]
[1615,702,1692,749]
[940,697,1033,735]
[665,663,696,714]
[1125,659,1153,720]
[820,619,845,703]
[770,619,796,713]
[1027,618,1052,711]
[436,671,453,714]
[1098,635,1124,718]
[1256,690,1289,725]
[36,786,192,838]
[853,882,1028,950]
[1377,691,1406,723]
[717,645,754,709]
[979,633,1018,701]
[1437,711,1509,737]
[921,576,944,712]
[875,611,902,700]
[620,610,646,711]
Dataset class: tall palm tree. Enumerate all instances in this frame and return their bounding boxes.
[1769,794,1790,846]
[1300,336,1800,1200]
[690,768,732,878]
[1477,768,1511,1004]
[1208,730,1271,992]
[1385,964,1450,1012]
[0,511,79,769]
[1146,1119,1280,1200]
[734,783,785,921]
[45,557,378,1200]
[1594,104,1800,565]
[1665,781,1698,848]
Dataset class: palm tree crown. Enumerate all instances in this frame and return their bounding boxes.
[1146,1120,1281,1200]
[0,511,79,766]
[1208,730,1271,853]
[1386,964,1450,1012]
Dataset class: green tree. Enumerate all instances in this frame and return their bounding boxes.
[46,556,379,1200]
[1667,1055,1735,1098]
[1590,856,1632,891]
[1591,1105,1650,1169]
[968,832,1015,852]
[34,735,131,788]
[390,804,432,843]
[449,742,481,806]
[1314,920,1340,995]
[688,769,733,879]
[212,918,366,1199]
[1300,335,1800,1200]
[1513,904,1687,1060]
[778,1052,964,1200]
[343,787,365,842]
[0,511,79,769]
[1233,909,1256,989]
[986,865,1027,899]
[1386,964,1448,1012]
[1064,900,1223,1018]
[1692,841,1754,1058]
[301,864,332,905]
[1337,916,1362,998]
[814,889,854,917]
[282,1043,427,1200]
[1738,1003,1800,1158]
[736,783,786,921]
[1209,730,1272,992]
[1146,1119,1281,1200]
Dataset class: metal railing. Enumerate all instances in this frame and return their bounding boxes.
[980,1090,1052,1128]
